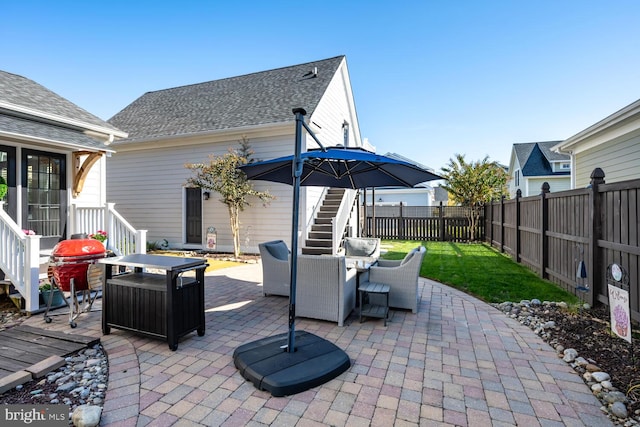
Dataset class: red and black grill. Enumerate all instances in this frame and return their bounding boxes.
[44,238,106,327]
[49,239,106,291]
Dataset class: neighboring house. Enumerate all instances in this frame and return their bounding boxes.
[553,98,640,188]
[363,183,435,207]
[360,153,439,207]
[107,56,368,254]
[0,70,143,313]
[508,141,571,197]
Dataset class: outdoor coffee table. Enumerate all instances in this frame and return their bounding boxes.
[99,254,207,350]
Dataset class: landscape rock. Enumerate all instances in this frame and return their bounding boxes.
[71,405,102,427]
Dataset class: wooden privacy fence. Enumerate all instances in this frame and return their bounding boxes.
[363,203,482,242]
[485,168,640,323]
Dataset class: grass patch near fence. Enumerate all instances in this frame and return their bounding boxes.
[382,240,579,304]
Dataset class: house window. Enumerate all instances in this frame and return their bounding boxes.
[561,163,570,170]
[515,170,520,186]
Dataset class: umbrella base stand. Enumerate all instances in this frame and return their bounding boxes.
[233,330,350,397]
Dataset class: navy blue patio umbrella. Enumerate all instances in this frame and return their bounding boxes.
[232,108,442,396]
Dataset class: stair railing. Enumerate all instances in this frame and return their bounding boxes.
[71,202,147,256]
[0,201,41,312]
[331,189,357,254]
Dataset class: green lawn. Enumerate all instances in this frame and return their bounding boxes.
[381,240,579,304]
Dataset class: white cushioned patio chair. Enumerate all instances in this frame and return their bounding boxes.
[364,246,426,313]
[295,254,357,326]
[258,240,290,297]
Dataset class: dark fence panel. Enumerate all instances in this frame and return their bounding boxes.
[485,169,640,323]
[519,197,541,274]
[364,204,481,242]
[596,178,640,320]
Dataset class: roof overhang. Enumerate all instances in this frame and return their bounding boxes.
[0,129,116,154]
[111,121,293,151]
[0,100,127,139]
[553,98,640,154]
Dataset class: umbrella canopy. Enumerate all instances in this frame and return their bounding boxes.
[240,146,442,189]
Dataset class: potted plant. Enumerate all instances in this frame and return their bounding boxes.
[0,176,7,201]
[89,230,108,249]
[40,281,65,307]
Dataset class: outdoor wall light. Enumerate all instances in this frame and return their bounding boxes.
[203,191,210,200]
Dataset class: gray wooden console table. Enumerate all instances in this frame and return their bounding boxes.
[99,254,207,351]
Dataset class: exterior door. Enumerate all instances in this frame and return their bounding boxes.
[185,187,202,245]
[22,149,67,249]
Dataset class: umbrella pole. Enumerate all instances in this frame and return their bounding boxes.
[287,108,307,353]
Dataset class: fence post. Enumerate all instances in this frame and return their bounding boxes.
[372,190,376,238]
[588,168,605,306]
[362,189,368,237]
[499,196,505,253]
[439,201,445,242]
[398,202,404,240]
[489,200,494,246]
[540,182,550,279]
[515,189,522,263]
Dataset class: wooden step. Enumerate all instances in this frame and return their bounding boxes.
[309,231,331,239]
[304,239,332,248]
[301,247,333,255]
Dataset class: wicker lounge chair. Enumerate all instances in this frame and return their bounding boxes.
[364,246,426,313]
[295,254,357,326]
[258,240,290,296]
[343,237,381,264]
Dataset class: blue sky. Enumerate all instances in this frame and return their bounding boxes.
[3,1,639,170]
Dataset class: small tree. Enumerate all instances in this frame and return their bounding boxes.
[440,154,508,241]
[185,139,273,258]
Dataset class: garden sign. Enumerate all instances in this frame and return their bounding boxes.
[607,263,631,343]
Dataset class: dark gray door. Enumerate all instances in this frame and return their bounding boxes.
[185,188,202,244]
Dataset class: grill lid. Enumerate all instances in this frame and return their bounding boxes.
[52,238,105,257]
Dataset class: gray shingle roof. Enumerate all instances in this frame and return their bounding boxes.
[0,113,111,150]
[0,70,122,134]
[108,56,345,142]
[513,141,569,176]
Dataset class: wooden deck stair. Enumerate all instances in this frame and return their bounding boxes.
[301,188,345,255]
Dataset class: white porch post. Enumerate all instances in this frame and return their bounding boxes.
[24,234,41,312]
[136,230,147,254]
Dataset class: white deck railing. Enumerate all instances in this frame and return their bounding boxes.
[0,202,40,312]
[71,203,147,257]
[0,202,146,313]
